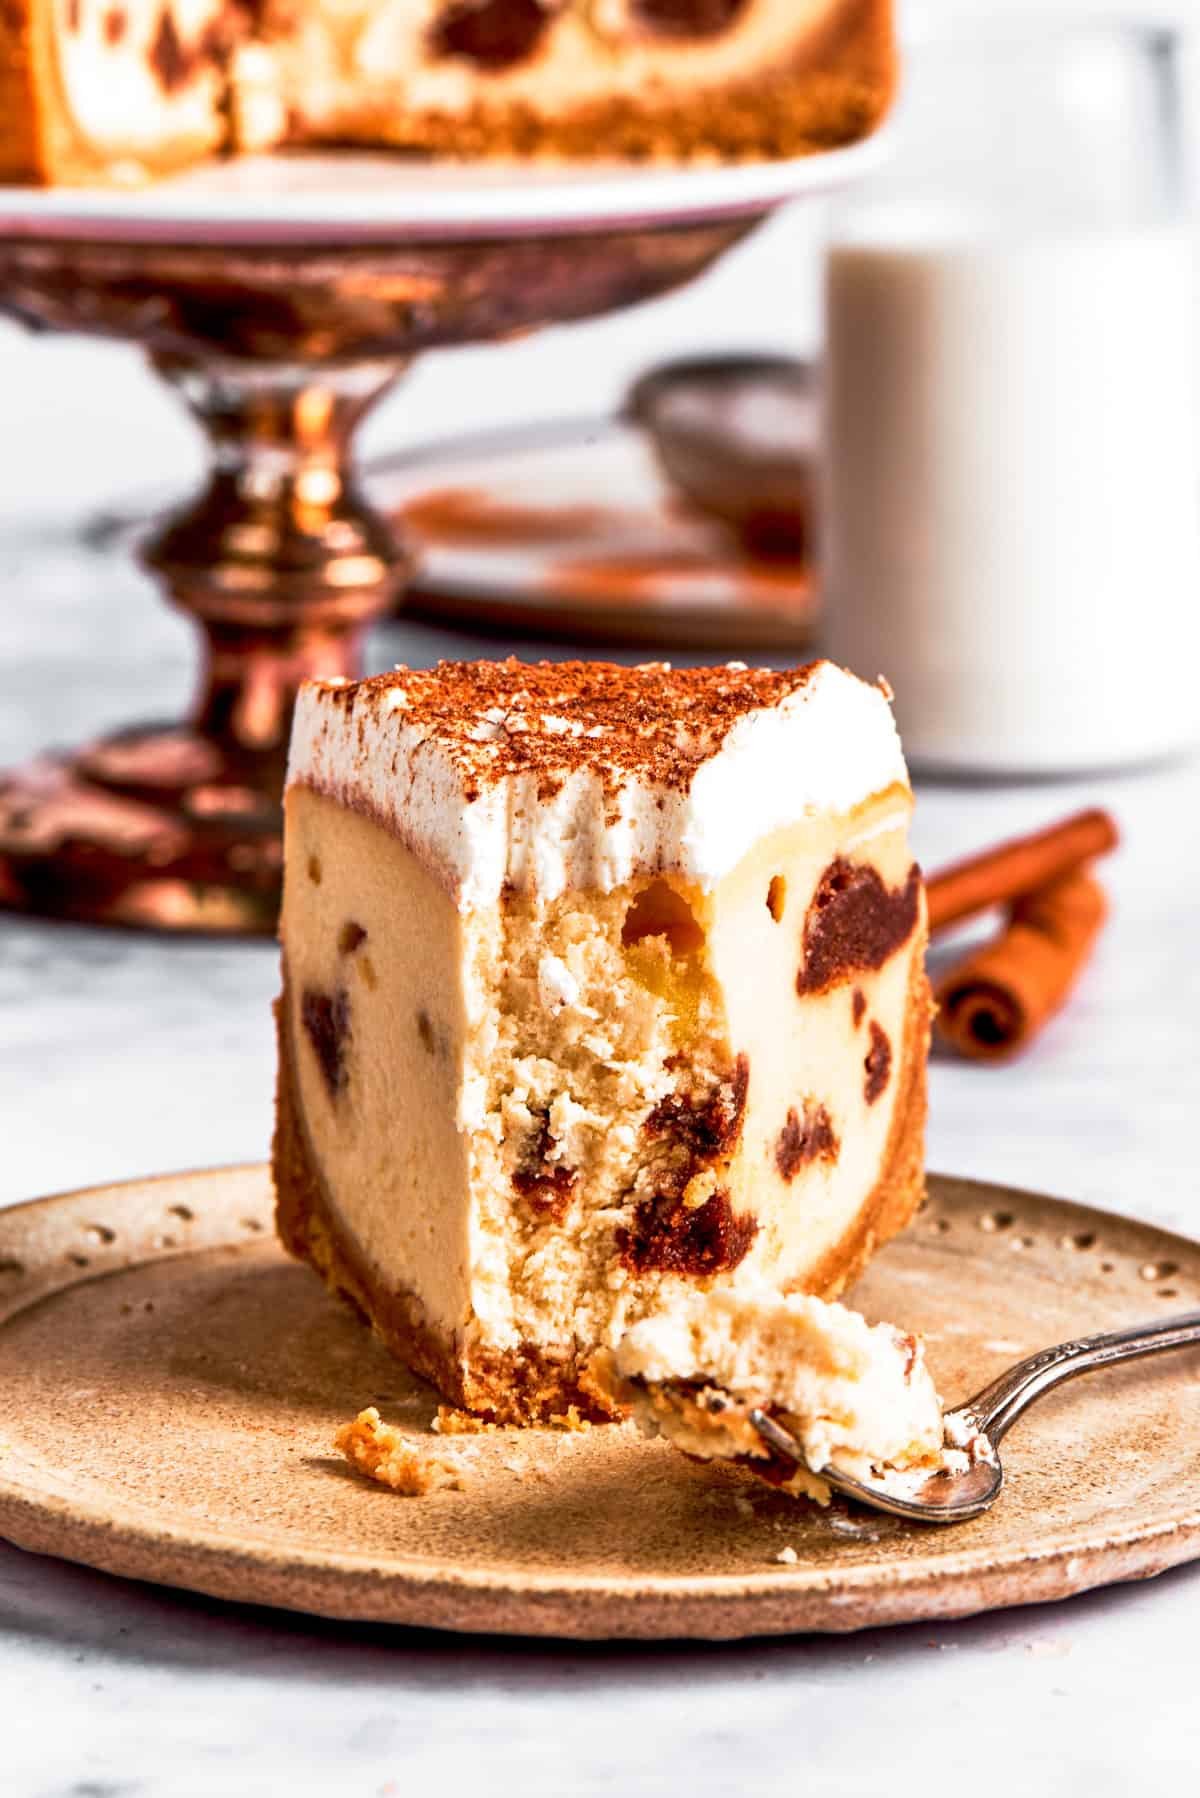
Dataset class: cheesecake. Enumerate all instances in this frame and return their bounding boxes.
[272,657,931,1424]
[592,1284,945,1503]
[1,0,896,183]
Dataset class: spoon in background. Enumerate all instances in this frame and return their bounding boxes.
[752,1309,1200,1524]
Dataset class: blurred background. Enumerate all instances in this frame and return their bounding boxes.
[2,0,1191,523]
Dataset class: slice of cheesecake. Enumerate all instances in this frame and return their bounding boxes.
[273,657,931,1424]
[244,0,896,163]
[1,0,895,182]
[592,1285,945,1503]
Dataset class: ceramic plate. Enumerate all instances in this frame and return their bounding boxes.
[1,1166,1198,1639]
[0,136,889,245]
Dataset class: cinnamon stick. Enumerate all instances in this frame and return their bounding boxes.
[933,872,1108,1062]
[925,809,1119,934]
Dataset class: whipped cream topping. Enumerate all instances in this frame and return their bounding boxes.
[287,658,909,907]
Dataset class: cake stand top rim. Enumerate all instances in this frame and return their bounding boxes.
[0,135,890,247]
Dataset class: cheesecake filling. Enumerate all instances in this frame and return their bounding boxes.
[52,0,229,169]
[596,1284,945,1504]
[280,776,924,1394]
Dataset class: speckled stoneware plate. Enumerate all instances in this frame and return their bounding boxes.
[1,1167,1198,1640]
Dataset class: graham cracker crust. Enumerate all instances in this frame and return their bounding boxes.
[272,937,930,1426]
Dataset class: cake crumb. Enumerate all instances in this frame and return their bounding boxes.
[733,1494,756,1519]
[335,1408,463,1495]
[433,1401,592,1434]
[774,1545,799,1565]
[681,1168,719,1211]
[548,1404,592,1433]
[433,1405,501,1435]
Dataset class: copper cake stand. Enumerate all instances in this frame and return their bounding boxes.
[0,145,884,934]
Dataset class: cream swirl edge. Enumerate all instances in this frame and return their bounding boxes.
[286,660,911,908]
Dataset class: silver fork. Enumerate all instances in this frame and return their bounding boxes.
[750,1308,1200,1524]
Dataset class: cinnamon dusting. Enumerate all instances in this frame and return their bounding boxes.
[315,660,822,806]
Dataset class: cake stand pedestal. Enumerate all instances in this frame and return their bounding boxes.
[0,355,405,932]
[0,145,885,933]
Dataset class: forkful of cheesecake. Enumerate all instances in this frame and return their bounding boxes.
[591,1286,1200,1524]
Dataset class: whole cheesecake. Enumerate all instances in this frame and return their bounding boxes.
[272,658,932,1424]
[0,0,896,183]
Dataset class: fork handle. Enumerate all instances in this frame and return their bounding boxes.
[955,1310,1200,1444]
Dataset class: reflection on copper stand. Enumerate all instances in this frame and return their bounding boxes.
[0,211,750,932]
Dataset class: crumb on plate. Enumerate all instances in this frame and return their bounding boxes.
[335,1407,463,1495]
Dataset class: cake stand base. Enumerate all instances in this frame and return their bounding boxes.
[0,729,284,934]
[0,351,405,935]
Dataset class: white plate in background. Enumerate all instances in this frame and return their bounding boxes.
[0,135,891,244]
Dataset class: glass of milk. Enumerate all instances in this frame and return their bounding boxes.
[823,17,1200,774]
